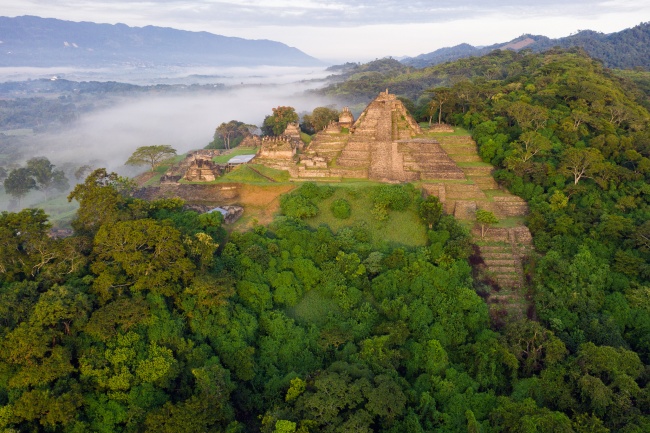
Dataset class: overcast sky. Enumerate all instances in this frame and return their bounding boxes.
[3,1,650,62]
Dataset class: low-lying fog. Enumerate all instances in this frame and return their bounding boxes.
[0,65,341,213]
[0,65,333,86]
[39,82,336,173]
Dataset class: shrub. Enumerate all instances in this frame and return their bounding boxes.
[371,184,414,211]
[280,194,318,219]
[297,182,334,200]
[330,198,351,219]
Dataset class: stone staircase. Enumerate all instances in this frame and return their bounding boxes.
[473,227,534,318]
[437,136,499,190]
[419,132,534,320]
[306,134,348,160]
[398,139,465,180]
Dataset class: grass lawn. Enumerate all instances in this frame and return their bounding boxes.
[216,164,289,183]
[456,161,493,167]
[419,125,471,136]
[305,185,428,248]
[213,147,259,164]
[495,216,526,229]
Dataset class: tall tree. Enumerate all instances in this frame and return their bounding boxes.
[301,107,339,133]
[26,157,69,199]
[427,87,453,125]
[125,145,177,172]
[214,120,254,149]
[558,147,604,185]
[3,167,36,206]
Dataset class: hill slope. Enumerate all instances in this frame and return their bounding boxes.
[0,15,321,67]
[403,22,650,70]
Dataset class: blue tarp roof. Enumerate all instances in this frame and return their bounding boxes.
[228,154,256,164]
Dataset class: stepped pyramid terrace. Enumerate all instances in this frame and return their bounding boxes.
[293,90,465,182]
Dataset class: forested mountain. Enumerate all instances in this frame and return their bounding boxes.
[1,49,650,431]
[0,15,321,67]
[402,22,650,70]
[322,47,650,107]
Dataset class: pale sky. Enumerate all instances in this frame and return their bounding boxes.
[3,1,649,62]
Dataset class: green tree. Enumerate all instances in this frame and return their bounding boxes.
[262,106,299,136]
[330,198,351,219]
[26,156,69,199]
[476,209,499,238]
[418,195,443,229]
[74,164,93,181]
[125,145,177,172]
[91,219,195,302]
[0,208,52,282]
[427,87,453,125]
[67,169,132,235]
[301,106,339,133]
[4,167,36,205]
[558,147,604,185]
[214,120,255,149]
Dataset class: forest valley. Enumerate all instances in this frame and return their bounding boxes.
[1,48,650,432]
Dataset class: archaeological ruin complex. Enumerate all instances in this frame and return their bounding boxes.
[150,90,533,295]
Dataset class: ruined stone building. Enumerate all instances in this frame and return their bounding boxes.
[338,107,354,128]
[255,122,305,169]
[184,157,221,182]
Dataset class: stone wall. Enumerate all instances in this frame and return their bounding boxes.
[258,136,298,161]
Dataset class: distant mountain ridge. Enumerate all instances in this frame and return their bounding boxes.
[402,22,650,70]
[0,15,321,68]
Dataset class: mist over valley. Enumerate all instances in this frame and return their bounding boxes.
[0,65,337,212]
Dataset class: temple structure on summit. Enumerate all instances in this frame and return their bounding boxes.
[338,107,355,128]
[292,90,465,182]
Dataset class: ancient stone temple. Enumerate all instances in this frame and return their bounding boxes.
[283,122,302,142]
[292,90,464,182]
[338,107,354,128]
[184,157,221,182]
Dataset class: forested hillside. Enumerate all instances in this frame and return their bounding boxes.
[402,22,650,70]
[1,48,650,432]
[323,48,650,107]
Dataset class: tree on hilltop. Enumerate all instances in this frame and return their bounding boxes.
[262,106,299,136]
[301,107,339,134]
[213,120,256,149]
[125,145,177,172]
